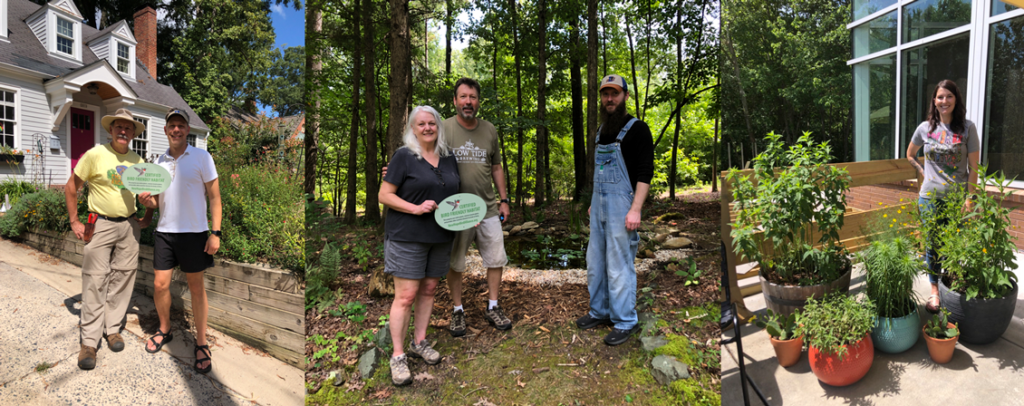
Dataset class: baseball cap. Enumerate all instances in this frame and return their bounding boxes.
[165,108,190,123]
[599,74,628,93]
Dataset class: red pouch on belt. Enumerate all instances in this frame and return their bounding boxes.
[83,213,97,242]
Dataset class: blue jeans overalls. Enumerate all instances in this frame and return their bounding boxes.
[586,118,640,330]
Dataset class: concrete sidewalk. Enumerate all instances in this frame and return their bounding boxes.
[0,238,304,406]
[722,253,1024,406]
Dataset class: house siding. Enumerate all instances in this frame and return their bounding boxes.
[28,14,46,49]
[90,38,109,62]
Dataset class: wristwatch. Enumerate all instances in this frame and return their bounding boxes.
[211,230,222,237]
[500,198,510,204]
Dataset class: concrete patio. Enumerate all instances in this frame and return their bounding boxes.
[722,252,1024,406]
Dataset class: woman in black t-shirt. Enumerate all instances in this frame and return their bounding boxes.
[378,106,460,386]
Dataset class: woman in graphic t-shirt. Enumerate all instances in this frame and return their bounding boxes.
[905,79,979,313]
[378,106,460,386]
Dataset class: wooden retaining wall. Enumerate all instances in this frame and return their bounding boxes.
[19,228,305,368]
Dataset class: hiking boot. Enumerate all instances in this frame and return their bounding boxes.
[78,345,97,370]
[408,339,441,365]
[576,314,613,330]
[484,305,512,331]
[106,333,125,352]
[604,325,641,346]
[390,354,412,386]
[449,309,467,337]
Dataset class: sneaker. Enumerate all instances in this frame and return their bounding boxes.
[78,344,97,370]
[604,325,641,346]
[449,309,467,337]
[408,339,441,365]
[390,354,412,386]
[484,305,512,331]
[576,314,612,330]
[106,333,125,352]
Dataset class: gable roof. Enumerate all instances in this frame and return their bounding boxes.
[0,0,208,131]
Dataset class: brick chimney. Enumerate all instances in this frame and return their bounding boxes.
[133,6,157,78]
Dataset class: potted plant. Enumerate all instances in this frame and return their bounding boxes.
[922,307,960,364]
[797,293,875,387]
[863,232,922,354]
[729,133,853,316]
[923,168,1018,344]
[754,309,803,367]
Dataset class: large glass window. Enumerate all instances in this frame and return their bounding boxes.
[983,16,1024,182]
[56,18,74,56]
[853,11,898,58]
[902,0,972,43]
[187,134,197,147]
[116,43,129,73]
[0,90,15,149]
[853,0,897,21]
[132,117,148,157]
[854,54,897,161]
[992,0,1019,17]
[900,33,971,154]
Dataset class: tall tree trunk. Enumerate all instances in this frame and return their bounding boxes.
[600,5,607,77]
[424,17,429,71]
[363,0,379,223]
[571,18,586,201]
[534,0,547,207]
[345,11,362,224]
[445,0,452,78]
[510,0,524,209]
[624,12,640,116]
[381,0,412,223]
[493,20,510,203]
[712,116,719,192]
[586,0,598,187]
[642,0,652,121]
[723,30,756,166]
[670,9,682,200]
[303,2,321,198]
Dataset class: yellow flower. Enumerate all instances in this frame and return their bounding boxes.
[898,210,902,214]
[889,224,894,228]
[883,214,888,218]
[878,202,884,206]
[893,219,897,223]
[983,248,988,254]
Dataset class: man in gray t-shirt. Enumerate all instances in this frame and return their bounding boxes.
[909,119,979,200]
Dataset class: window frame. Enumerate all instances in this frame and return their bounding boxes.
[0,87,18,150]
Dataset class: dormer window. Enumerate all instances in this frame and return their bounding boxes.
[56,17,74,55]
[116,43,130,73]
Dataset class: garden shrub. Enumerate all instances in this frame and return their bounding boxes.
[0,190,71,237]
[219,162,304,272]
[0,178,38,207]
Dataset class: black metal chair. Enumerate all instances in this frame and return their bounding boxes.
[720,242,769,406]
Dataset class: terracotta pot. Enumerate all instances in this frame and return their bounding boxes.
[808,334,874,387]
[769,334,804,367]
[923,322,959,364]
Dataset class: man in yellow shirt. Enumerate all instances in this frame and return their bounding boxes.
[64,108,154,370]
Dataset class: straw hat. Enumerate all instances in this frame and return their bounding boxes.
[101,108,145,136]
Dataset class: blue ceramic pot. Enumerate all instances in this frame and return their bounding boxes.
[870,311,920,354]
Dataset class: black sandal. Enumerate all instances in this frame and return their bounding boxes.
[194,344,212,374]
[145,329,173,353]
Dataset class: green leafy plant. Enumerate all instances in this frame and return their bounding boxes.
[754,309,799,340]
[920,167,1018,300]
[342,301,367,323]
[863,234,921,319]
[668,257,703,286]
[796,293,875,360]
[0,178,38,207]
[923,308,959,339]
[306,243,340,311]
[728,133,852,286]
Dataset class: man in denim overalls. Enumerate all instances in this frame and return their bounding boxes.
[576,74,654,345]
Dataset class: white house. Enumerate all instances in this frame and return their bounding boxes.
[0,0,209,186]
[848,0,1023,186]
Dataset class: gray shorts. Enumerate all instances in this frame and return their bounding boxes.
[384,238,453,280]
[450,215,508,273]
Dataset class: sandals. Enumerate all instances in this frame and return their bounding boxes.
[194,344,212,374]
[146,329,173,353]
[925,295,940,314]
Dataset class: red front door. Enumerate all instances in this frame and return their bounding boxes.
[70,108,93,169]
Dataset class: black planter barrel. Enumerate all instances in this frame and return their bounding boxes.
[761,266,853,317]
[939,278,1018,345]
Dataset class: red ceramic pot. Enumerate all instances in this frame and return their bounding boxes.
[807,334,874,386]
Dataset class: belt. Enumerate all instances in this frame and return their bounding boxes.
[94,213,136,222]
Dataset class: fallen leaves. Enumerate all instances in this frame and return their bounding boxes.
[413,372,435,382]
[474,399,497,406]
[344,380,364,392]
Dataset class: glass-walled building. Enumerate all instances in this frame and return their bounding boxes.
[849,0,1023,185]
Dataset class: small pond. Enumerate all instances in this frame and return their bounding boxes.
[504,234,588,270]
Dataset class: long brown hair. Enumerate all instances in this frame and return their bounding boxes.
[928,79,966,134]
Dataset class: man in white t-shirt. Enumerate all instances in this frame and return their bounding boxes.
[138,108,221,374]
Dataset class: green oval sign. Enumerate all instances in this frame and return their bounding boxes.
[435,193,488,231]
[122,163,172,195]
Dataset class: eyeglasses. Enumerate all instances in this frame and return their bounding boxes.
[431,166,445,187]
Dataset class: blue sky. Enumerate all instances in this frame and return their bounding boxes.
[260,3,305,117]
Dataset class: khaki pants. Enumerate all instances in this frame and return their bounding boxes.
[80,218,141,348]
